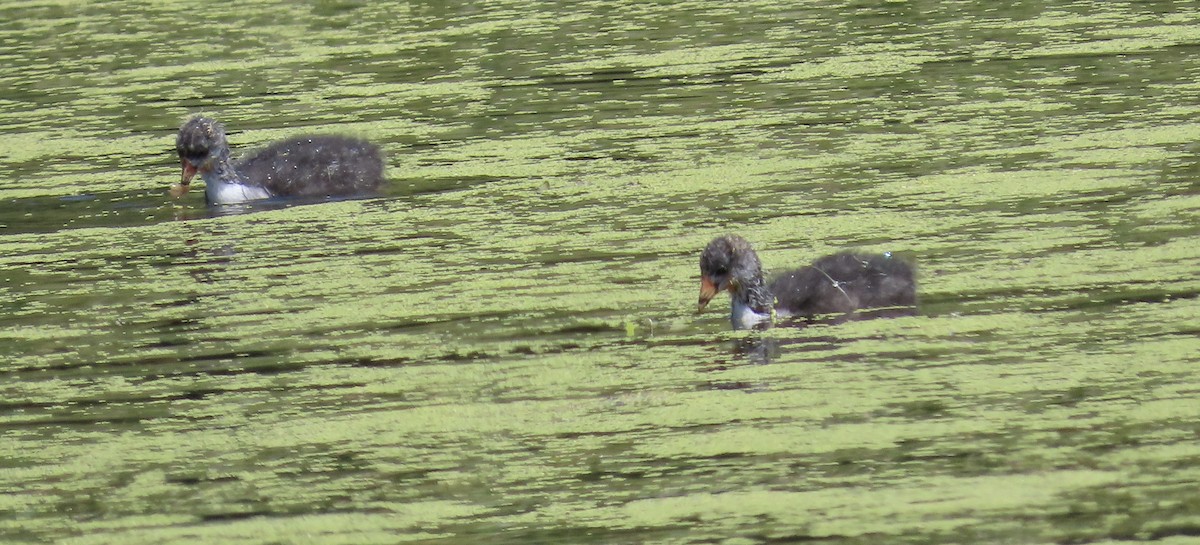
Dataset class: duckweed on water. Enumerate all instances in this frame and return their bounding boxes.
[2,1,1199,544]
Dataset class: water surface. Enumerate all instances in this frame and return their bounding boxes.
[2,1,1199,544]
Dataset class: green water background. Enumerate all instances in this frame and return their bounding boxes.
[2,1,1199,543]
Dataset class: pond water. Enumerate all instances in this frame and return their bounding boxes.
[2,1,1199,544]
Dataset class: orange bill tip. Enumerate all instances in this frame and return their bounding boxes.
[698,276,719,312]
[180,160,197,186]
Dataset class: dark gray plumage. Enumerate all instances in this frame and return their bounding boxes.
[698,234,916,329]
[174,116,385,204]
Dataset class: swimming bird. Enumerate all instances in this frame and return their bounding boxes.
[173,116,385,205]
[698,234,916,329]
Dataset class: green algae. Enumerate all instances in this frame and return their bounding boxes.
[3,1,1200,544]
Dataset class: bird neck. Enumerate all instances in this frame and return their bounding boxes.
[202,154,271,204]
[205,149,244,185]
[730,275,775,329]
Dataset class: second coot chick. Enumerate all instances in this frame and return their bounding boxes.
[698,234,916,329]
[174,116,385,205]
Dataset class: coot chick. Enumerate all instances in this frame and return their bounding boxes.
[173,116,385,205]
[698,234,916,329]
